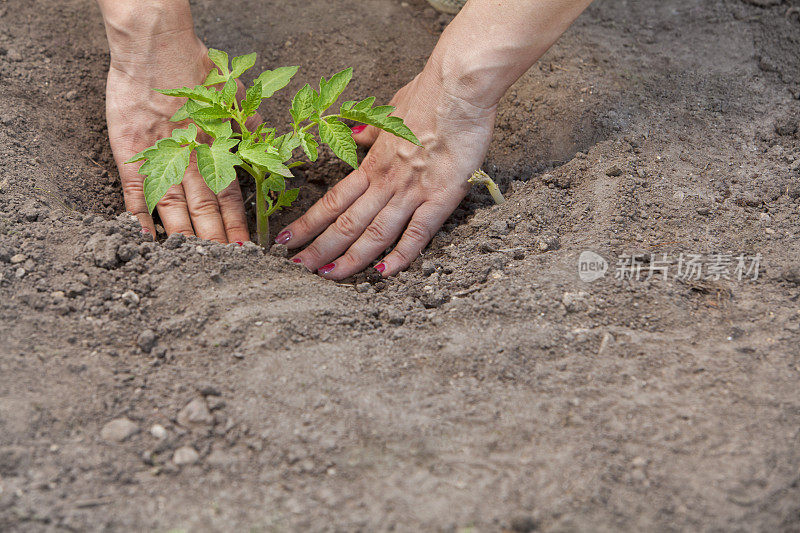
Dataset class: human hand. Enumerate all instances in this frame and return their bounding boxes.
[100,2,251,242]
[276,65,497,279]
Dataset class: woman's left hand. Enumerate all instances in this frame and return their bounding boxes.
[275,66,497,279]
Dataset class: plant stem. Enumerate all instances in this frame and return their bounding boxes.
[255,174,269,247]
[468,169,505,205]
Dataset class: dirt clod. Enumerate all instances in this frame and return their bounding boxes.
[100,418,139,443]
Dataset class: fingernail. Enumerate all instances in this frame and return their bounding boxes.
[319,263,336,275]
[351,124,367,135]
[141,228,150,234]
[275,230,292,245]
[374,262,386,273]
[291,258,302,263]
[235,241,244,246]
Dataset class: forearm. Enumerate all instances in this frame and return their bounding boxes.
[429,0,593,109]
[96,0,199,72]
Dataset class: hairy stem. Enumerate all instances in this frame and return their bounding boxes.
[240,162,269,247]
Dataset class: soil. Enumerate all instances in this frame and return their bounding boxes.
[1,0,800,531]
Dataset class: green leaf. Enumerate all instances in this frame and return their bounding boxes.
[276,188,299,209]
[170,123,198,144]
[300,132,318,161]
[127,139,193,213]
[171,99,207,122]
[255,124,276,142]
[317,67,352,113]
[242,80,263,118]
[156,85,219,104]
[239,144,294,177]
[189,103,231,121]
[196,119,233,140]
[340,101,421,146]
[221,78,237,106]
[195,138,242,194]
[275,133,301,161]
[254,66,299,98]
[231,52,257,78]
[264,172,285,192]
[203,68,228,86]
[318,117,358,169]
[208,49,230,76]
[290,84,319,124]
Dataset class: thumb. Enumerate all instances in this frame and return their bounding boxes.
[351,124,380,148]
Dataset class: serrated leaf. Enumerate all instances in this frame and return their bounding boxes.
[290,84,319,124]
[208,49,230,76]
[275,133,301,161]
[195,138,242,194]
[231,52,257,78]
[354,96,376,111]
[317,67,352,113]
[242,80,263,118]
[340,102,421,146]
[239,144,294,177]
[221,78,237,106]
[300,132,318,161]
[189,103,231,121]
[170,123,198,144]
[254,66,299,98]
[203,68,228,86]
[156,84,219,104]
[264,173,285,192]
[276,187,299,208]
[195,119,233,140]
[318,117,358,169]
[129,139,193,213]
[171,99,208,122]
[255,124,276,142]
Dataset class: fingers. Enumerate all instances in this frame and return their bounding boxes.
[179,166,228,243]
[351,124,380,148]
[291,186,392,272]
[119,169,156,236]
[216,178,250,243]
[320,196,419,280]
[277,168,370,249]
[377,201,452,277]
[155,184,195,237]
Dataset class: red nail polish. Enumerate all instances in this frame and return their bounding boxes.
[319,263,336,275]
[292,258,302,263]
[141,228,150,234]
[351,124,367,135]
[235,241,244,246]
[275,230,292,245]
[374,262,386,273]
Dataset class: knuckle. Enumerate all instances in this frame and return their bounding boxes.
[320,187,343,215]
[363,218,389,242]
[223,220,248,236]
[404,220,430,245]
[188,196,220,217]
[334,211,359,239]
[158,190,188,209]
[302,243,323,263]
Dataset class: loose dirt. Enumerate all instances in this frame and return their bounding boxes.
[1,0,799,531]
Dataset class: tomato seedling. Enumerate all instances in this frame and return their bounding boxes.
[127,49,420,246]
[468,169,505,204]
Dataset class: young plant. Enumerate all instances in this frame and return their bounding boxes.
[127,49,420,246]
[468,169,505,204]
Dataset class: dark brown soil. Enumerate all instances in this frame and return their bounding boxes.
[1,0,800,531]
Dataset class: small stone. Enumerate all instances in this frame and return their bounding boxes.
[759,212,771,224]
[14,268,25,279]
[6,48,22,62]
[100,417,139,443]
[478,240,498,254]
[64,89,78,101]
[383,308,405,325]
[269,243,288,258]
[606,165,623,177]
[177,397,214,428]
[562,291,590,313]
[137,329,157,353]
[488,220,511,236]
[421,260,436,276]
[781,265,800,285]
[121,290,140,305]
[10,254,26,264]
[536,235,560,252]
[696,206,710,215]
[233,352,245,359]
[150,424,167,440]
[355,282,371,293]
[420,290,448,309]
[172,446,200,465]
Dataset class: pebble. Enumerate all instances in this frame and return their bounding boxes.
[177,397,214,427]
[6,47,22,62]
[536,234,560,252]
[137,329,157,353]
[121,290,140,305]
[14,268,25,279]
[606,165,623,177]
[10,254,26,264]
[489,220,511,236]
[696,206,710,215]
[355,282,371,293]
[64,89,78,101]
[562,291,590,313]
[478,240,498,254]
[173,446,200,465]
[100,417,139,443]
[421,261,436,276]
[150,424,167,440]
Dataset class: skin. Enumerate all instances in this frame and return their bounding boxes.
[97,0,593,275]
